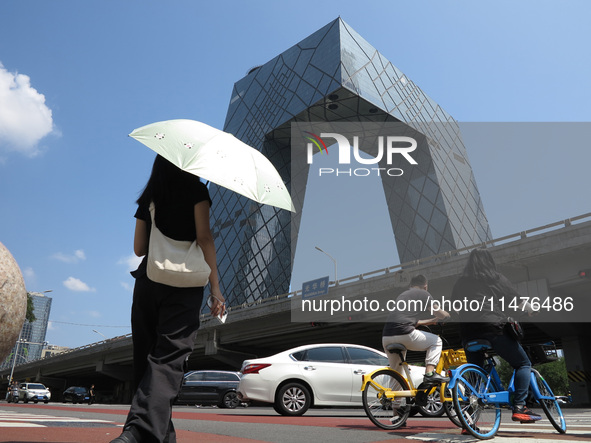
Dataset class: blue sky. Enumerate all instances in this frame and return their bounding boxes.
[1,0,590,349]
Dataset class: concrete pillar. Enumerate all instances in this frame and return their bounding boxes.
[562,335,591,405]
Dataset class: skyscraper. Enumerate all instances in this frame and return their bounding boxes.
[1,291,52,369]
[210,18,492,307]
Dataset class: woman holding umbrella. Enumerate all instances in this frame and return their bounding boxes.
[111,154,225,443]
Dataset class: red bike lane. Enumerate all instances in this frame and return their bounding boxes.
[1,403,589,442]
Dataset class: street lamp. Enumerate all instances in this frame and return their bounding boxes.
[8,331,23,384]
[315,246,338,284]
[93,329,106,339]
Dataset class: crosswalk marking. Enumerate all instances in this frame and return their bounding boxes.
[0,411,115,427]
[0,423,45,427]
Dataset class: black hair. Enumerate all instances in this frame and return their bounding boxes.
[460,248,519,298]
[410,274,428,287]
[461,248,499,283]
[137,155,201,207]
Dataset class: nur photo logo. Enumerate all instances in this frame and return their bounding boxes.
[303,131,418,177]
[303,131,329,155]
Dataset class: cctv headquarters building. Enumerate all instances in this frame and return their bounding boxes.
[210,18,492,308]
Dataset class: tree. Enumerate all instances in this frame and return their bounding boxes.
[494,354,569,396]
[536,357,569,396]
[26,292,36,323]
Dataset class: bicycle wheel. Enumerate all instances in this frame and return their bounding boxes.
[452,366,501,439]
[532,368,566,433]
[362,368,411,430]
[442,386,462,428]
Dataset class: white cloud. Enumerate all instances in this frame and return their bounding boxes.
[87,310,101,318]
[118,254,142,272]
[0,62,54,157]
[63,276,95,292]
[52,249,86,264]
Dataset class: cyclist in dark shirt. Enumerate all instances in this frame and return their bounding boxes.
[383,274,450,384]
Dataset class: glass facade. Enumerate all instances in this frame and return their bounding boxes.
[211,18,492,307]
[0,292,52,369]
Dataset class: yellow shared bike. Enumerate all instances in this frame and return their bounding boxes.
[361,345,466,430]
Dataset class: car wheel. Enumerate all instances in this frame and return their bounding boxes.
[220,391,240,409]
[274,382,311,416]
[418,390,445,417]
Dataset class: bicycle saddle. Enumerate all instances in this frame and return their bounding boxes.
[385,343,407,354]
[464,339,492,353]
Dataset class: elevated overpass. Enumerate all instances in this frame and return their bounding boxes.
[3,214,591,404]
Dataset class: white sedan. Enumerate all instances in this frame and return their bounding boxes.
[237,343,426,416]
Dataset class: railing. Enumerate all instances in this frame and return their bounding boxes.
[4,334,134,368]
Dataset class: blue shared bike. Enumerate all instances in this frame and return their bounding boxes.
[448,339,567,439]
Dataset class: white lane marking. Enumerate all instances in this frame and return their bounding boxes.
[0,411,114,427]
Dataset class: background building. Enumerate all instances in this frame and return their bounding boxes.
[41,344,70,359]
[0,291,52,370]
[210,18,492,308]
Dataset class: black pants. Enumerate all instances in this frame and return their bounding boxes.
[464,332,532,406]
[124,274,203,443]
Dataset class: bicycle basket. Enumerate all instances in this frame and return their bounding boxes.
[525,342,558,365]
[443,349,467,368]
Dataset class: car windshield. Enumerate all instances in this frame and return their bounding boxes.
[28,384,46,390]
[74,387,87,393]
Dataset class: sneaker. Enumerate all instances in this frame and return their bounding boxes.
[423,372,450,384]
[512,405,542,422]
[461,426,479,435]
[390,417,407,427]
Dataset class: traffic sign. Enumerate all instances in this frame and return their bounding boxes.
[302,276,329,299]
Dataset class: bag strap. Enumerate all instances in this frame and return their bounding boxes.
[148,202,156,224]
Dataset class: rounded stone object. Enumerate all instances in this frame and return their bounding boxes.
[0,241,27,363]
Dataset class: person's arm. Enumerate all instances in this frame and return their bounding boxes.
[416,309,449,326]
[195,201,225,316]
[499,275,537,318]
[416,317,439,326]
[134,219,148,257]
[416,294,450,326]
[434,308,451,320]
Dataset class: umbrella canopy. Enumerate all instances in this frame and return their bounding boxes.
[129,119,294,212]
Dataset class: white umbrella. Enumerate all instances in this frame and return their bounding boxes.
[129,119,294,212]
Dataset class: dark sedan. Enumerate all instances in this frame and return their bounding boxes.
[62,386,90,404]
[175,370,240,408]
